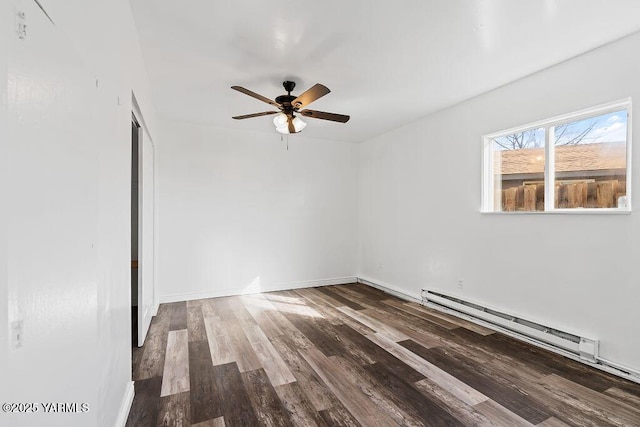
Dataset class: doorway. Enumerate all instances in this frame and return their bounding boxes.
[131,108,156,348]
[131,117,140,346]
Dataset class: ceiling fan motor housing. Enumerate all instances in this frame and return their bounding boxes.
[275,94,296,114]
[278,81,299,113]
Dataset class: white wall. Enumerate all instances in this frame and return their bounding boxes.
[358,31,640,373]
[157,120,358,301]
[1,0,159,426]
[0,0,10,388]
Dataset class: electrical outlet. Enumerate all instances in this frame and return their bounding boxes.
[457,279,464,289]
[11,320,23,349]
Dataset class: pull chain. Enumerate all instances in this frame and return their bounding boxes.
[280,134,289,150]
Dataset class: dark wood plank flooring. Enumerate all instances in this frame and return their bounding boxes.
[128,283,640,426]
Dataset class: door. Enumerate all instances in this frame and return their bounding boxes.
[133,115,155,346]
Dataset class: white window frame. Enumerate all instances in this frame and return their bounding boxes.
[482,98,632,214]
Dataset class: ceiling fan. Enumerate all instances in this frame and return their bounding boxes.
[231,81,350,134]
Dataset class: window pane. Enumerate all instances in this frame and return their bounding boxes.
[492,128,545,212]
[553,110,627,209]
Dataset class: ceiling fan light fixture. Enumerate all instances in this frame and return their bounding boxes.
[293,116,307,132]
[274,115,306,134]
[273,113,288,127]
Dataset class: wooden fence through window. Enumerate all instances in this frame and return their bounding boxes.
[500,180,625,211]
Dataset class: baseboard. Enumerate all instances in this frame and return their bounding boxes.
[357,276,422,303]
[115,381,134,427]
[159,276,358,304]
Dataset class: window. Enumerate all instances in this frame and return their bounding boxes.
[483,100,631,213]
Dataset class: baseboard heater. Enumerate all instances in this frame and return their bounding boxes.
[424,290,599,363]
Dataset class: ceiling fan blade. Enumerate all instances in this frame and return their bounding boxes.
[299,109,350,123]
[287,115,295,134]
[231,86,280,107]
[291,84,330,109]
[232,111,279,120]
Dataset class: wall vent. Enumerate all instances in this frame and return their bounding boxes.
[424,290,599,362]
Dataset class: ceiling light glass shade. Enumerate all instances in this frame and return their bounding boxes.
[273,113,288,127]
[275,115,306,134]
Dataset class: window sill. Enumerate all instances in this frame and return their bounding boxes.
[481,209,631,215]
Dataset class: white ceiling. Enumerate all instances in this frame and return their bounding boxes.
[131,0,640,142]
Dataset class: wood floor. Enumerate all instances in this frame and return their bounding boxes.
[127,284,640,426]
